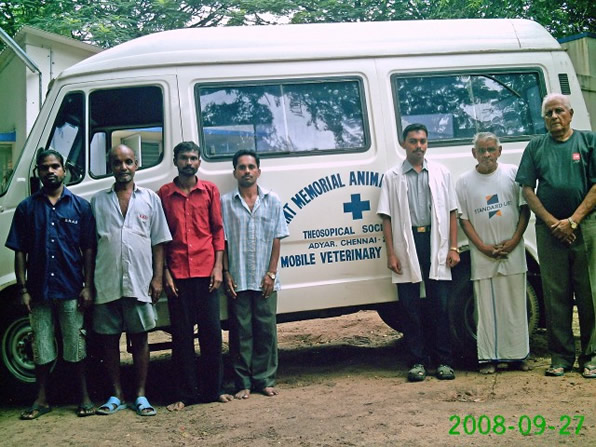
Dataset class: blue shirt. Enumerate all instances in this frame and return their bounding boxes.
[5,187,96,301]
[221,186,289,292]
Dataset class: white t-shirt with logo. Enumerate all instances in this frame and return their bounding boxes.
[456,163,527,280]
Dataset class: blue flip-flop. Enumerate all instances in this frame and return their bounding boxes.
[96,396,126,415]
[134,396,157,416]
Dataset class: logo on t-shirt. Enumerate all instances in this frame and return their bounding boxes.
[486,195,502,218]
[572,152,581,162]
[473,194,512,218]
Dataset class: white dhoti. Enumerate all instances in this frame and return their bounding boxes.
[474,273,530,362]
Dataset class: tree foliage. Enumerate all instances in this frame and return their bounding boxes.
[255,0,595,38]
[1,0,594,50]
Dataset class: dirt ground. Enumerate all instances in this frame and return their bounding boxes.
[1,310,594,446]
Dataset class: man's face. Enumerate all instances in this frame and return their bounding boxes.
[543,98,573,135]
[402,130,428,165]
[175,150,200,177]
[233,155,260,188]
[38,155,65,189]
[110,146,138,185]
[472,138,502,174]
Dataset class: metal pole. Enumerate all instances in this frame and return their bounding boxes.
[0,26,43,110]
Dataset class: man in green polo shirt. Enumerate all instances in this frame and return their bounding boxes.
[516,93,596,379]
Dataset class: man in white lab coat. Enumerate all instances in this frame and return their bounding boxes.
[378,123,460,382]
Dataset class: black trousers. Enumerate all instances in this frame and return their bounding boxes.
[168,277,224,403]
[397,230,453,367]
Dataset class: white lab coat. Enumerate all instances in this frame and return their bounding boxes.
[377,160,457,283]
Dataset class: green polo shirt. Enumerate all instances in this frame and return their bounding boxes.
[516,130,596,221]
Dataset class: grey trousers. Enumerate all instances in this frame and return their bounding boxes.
[228,290,278,390]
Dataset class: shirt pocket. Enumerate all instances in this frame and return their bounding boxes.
[190,197,210,235]
[128,212,151,238]
[57,211,82,244]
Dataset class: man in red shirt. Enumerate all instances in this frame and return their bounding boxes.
[159,141,232,410]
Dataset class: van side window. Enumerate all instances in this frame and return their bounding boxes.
[196,79,368,158]
[89,86,163,177]
[393,71,546,143]
[45,92,85,185]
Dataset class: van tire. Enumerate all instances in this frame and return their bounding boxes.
[376,302,402,333]
[450,270,540,363]
[0,299,40,401]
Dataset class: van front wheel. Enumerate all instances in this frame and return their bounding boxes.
[0,302,39,399]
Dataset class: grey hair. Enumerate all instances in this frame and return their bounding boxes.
[541,93,572,117]
[473,132,500,148]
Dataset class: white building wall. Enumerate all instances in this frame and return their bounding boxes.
[0,55,25,167]
[0,27,101,184]
[561,36,596,130]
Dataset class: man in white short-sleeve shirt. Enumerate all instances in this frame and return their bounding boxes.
[91,145,171,416]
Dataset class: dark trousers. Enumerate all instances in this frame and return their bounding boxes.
[397,230,453,367]
[168,277,223,404]
[536,220,596,369]
[228,290,278,391]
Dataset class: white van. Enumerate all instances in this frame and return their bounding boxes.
[0,19,591,394]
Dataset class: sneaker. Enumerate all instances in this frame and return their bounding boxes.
[407,364,426,382]
[437,364,455,380]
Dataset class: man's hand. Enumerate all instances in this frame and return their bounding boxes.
[149,276,163,304]
[261,274,274,298]
[79,286,94,310]
[224,272,237,299]
[387,253,402,274]
[210,266,223,292]
[494,237,521,257]
[447,250,460,268]
[21,292,32,314]
[163,268,178,297]
[477,243,503,259]
[550,219,576,244]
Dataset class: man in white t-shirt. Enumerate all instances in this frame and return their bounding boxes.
[456,132,530,374]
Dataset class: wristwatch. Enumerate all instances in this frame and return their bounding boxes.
[266,271,276,280]
[449,246,460,254]
[568,217,578,230]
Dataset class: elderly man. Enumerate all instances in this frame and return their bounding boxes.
[516,93,596,379]
[91,145,171,415]
[378,123,460,382]
[457,133,530,374]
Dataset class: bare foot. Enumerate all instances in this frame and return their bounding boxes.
[218,394,233,403]
[234,389,250,400]
[262,387,278,397]
[166,401,185,412]
[479,363,496,375]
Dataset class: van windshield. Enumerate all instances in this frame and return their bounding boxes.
[393,71,546,143]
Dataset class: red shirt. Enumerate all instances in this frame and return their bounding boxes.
[158,178,224,279]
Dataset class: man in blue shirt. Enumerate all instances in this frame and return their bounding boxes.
[222,150,289,399]
[6,149,96,419]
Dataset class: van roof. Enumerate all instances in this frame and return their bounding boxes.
[60,19,560,79]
